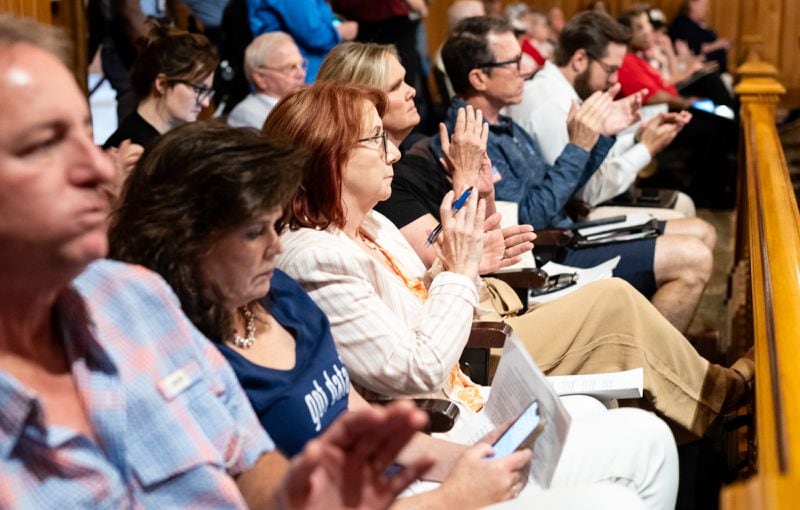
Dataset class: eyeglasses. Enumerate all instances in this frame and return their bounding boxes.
[356,131,390,163]
[259,58,309,75]
[475,54,523,72]
[588,56,620,75]
[530,272,579,297]
[176,80,215,106]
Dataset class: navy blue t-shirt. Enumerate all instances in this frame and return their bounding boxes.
[216,269,350,457]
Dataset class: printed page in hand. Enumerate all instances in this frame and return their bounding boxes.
[449,334,571,488]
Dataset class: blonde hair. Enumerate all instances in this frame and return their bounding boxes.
[317,42,397,90]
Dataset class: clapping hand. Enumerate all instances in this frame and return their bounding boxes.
[601,83,646,136]
[277,401,434,510]
[439,105,489,195]
[478,213,536,274]
[104,139,144,201]
[567,85,616,150]
[636,110,692,155]
[436,190,486,279]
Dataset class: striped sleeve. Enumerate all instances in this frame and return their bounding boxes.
[279,235,477,397]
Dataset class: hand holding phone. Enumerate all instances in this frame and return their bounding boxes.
[490,401,544,458]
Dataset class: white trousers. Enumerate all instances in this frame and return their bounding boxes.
[488,400,679,510]
[487,482,646,510]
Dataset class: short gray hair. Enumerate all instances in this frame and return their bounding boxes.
[0,13,70,66]
[447,1,485,32]
[243,31,295,85]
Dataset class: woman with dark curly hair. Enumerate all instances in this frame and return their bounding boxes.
[109,123,301,341]
[103,24,218,151]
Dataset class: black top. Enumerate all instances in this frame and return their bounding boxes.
[102,111,161,149]
[374,138,450,228]
[668,15,727,71]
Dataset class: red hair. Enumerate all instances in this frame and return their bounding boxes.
[262,81,388,230]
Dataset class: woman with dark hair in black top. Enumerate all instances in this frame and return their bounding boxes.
[103,24,218,150]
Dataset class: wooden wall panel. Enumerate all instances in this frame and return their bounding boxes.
[1,0,87,92]
[0,0,51,24]
[425,0,800,108]
[777,1,800,107]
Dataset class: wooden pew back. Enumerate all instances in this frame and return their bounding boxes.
[721,50,800,509]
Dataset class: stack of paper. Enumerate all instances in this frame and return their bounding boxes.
[547,368,644,400]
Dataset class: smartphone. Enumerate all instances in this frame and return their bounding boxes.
[637,188,662,205]
[570,215,626,230]
[490,401,544,458]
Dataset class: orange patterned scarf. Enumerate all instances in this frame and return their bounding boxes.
[358,230,484,412]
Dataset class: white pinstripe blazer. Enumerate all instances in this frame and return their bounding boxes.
[278,210,478,398]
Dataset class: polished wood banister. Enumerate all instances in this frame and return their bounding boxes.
[721,50,800,509]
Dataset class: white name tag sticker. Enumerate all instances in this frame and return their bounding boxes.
[158,361,201,400]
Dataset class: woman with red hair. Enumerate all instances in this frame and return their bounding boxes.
[266,80,680,509]
[266,80,486,400]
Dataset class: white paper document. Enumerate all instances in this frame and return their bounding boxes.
[547,368,644,400]
[529,256,620,304]
[448,334,571,488]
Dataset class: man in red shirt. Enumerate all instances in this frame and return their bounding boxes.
[615,7,737,208]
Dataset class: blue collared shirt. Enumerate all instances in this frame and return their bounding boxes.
[0,260,273,508]
[433,98,615,228]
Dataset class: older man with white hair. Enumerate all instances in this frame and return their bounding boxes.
[227,31,307,129]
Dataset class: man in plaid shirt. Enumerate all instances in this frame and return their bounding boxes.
[0,13,430,509]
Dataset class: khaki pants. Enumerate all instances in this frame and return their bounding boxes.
[498,278,735,441]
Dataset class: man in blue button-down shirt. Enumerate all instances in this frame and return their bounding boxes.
[437,16,714,333]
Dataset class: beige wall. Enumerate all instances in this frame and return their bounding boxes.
[426,0,800,108]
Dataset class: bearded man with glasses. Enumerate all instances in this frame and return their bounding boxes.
[504,10,719,336]
[507,10,701,221]
[228,31,308,130]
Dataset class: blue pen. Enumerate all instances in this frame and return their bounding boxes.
[425,187,473,246]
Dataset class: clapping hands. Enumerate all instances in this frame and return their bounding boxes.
[636,110,692,155]
[439,105,490,197]
[568,83,638,149]
[277,401,434,510]
[601,83,646,136]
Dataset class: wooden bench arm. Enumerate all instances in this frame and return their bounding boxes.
[467,321,512,349]
[489,267,549,290]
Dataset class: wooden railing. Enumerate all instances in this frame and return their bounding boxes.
[721,51,800,508]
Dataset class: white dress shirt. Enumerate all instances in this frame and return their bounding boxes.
[227,93,279,130]
[506,62,652,206]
